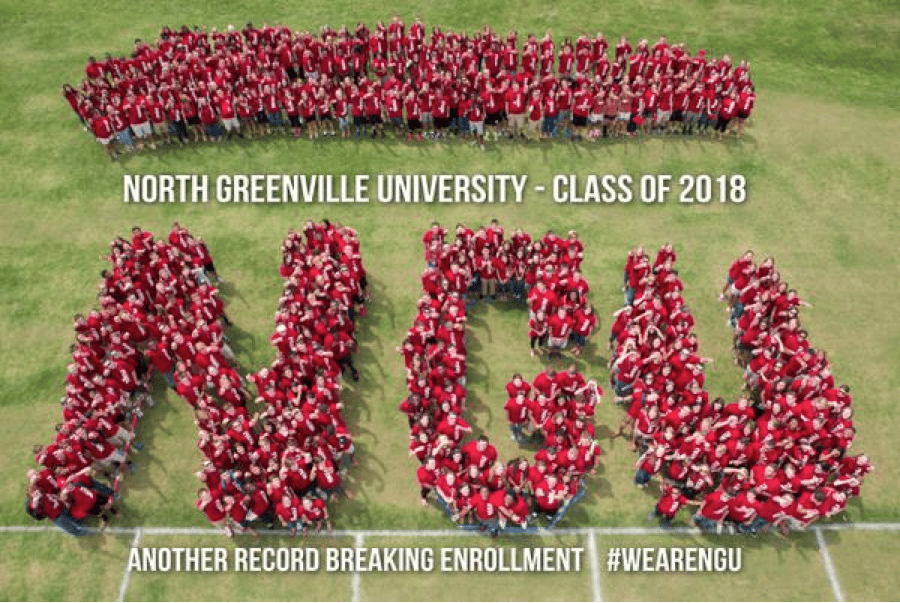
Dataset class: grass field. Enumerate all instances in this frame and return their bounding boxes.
[1,0,899,600]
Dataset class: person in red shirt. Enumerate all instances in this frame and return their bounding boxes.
[547,306,574,358]
[735,85,755,137]
[496,488,530,531]
[570,304,597,357]
[692,489,732,533]
[526,88,542,141]
[124,91,153,150]
[275,491,301,537]
[462,436,498,472]
[505,80,527,139]
[417,456,439,505]
[466,92,486,149]
[364,84,385,138]
[634,445,666,488]
[650,484,689,528]
[715,91,738,140]
[299,495,331,535]
[571,83,592,140]
[106,103,135,152]
[541,89,559,139]
[436,412,472,445]
[89,110,117,160]
[505,391,530,443]
[533,473,567,523]
[197,487,232,535]
[472,485,500,536]
[217,92,243,141]
[698,90,719,136]
[147,95,171,145]
[197,96,223,142]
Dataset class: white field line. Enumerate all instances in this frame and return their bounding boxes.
[586,530,603,602]
[117,528,142,602]
[815,527,845,603]
[352,533,364,603]
[2,522,900,538]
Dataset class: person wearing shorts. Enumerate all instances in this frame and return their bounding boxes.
[466,95,486,149]
[300,90,317,139]
[571,83,592,141]
[603,91,618,138]
[147,95,171,145]
[90,110,117,160]
[641,84,658,136]
[351,86,368,138]
[364,85,385,138]
[404,90,423,141]
[431,88,451,139]
[547,307,573,358]
[317,87,335,136]
[217,92,243,141]
[656,84,673,134]
[615,89,632,138]
[735,85,755,137]
[587,88,605,140]
[483,87,504,141]
[716,91,737,139]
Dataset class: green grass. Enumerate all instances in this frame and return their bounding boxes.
[1,0,899,600]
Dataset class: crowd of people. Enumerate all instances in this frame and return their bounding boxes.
[609,246,871,534]
[400,222,603,535]
[62,17,757,159]
[25,224,227,533]
[25,220,368,537]
[224,221,368,537]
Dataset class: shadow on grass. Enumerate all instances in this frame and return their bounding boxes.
[107,379,182,526]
